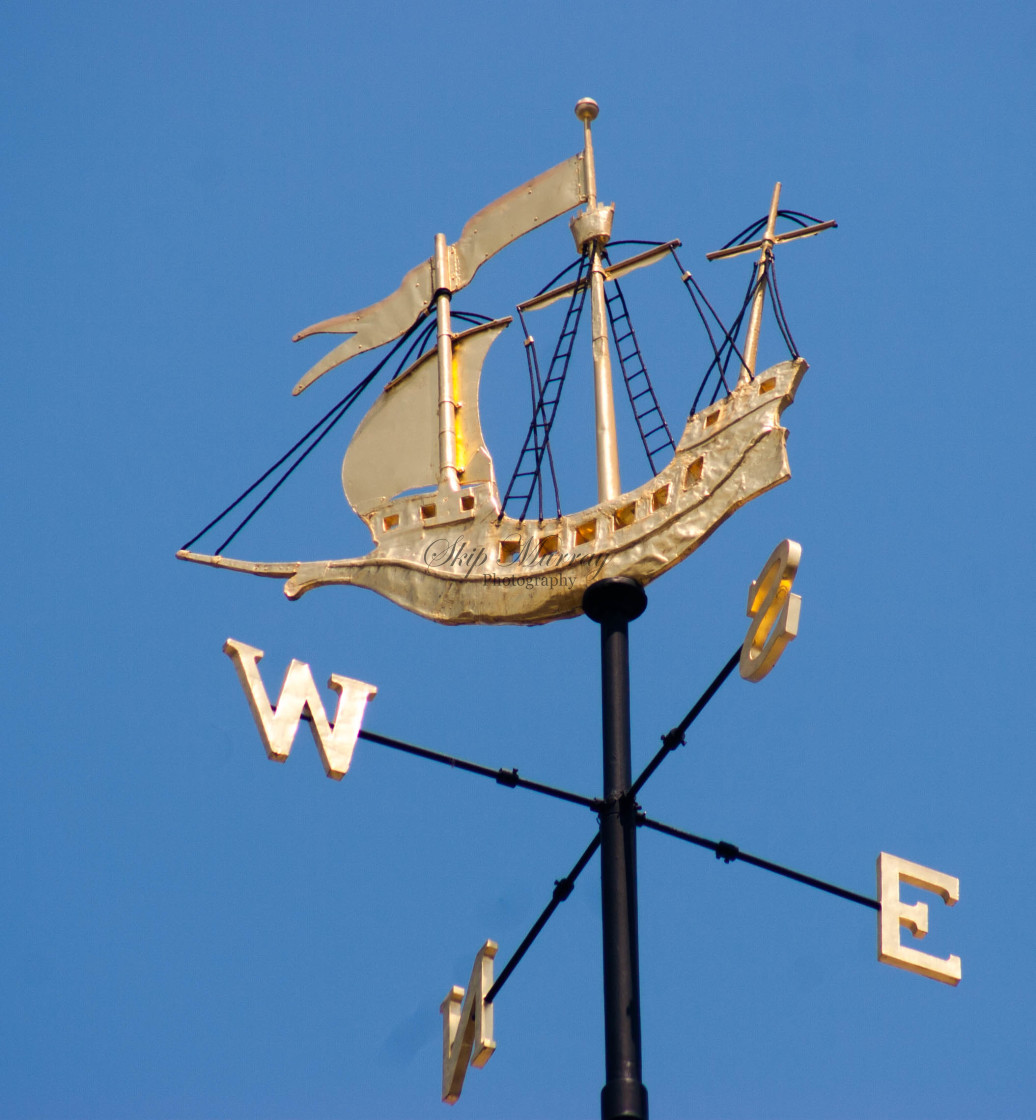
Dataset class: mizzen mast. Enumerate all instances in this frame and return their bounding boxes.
[572,98,621,503]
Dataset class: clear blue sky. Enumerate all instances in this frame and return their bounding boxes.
[2,2,1033,1117]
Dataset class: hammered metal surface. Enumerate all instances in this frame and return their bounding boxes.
[180,358,807,624]
[877,853,961,986]
[341,320,509,516]
[291,154,586,394]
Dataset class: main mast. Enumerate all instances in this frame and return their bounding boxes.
[572,98,621,503]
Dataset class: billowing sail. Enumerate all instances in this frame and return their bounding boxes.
[292,154,586,395]
[341,319,511,516]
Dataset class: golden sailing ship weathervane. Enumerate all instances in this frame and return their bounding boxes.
[183,102,963,1115]
[178,98,834,624]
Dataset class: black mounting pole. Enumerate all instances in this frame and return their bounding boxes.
[584,577,649,1120]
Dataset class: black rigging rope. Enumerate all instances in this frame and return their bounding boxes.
[765,257,800,358]
[712,267,758,398]
[182,305,502,555]
[718,208,823,250]
[530,255,585,298]
[393,319,439,377]
[600,250,675,473]
[687,265,756,414]
[779,209,824,226]
[720,216,768,249]
[671,247,725,372]
[181,310,431,555]
[606,239,668,249]
[501,250,591,522]
[668,245,756,410]
[516,306,562,521]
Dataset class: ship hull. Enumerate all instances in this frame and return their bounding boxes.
[180,358,806,625]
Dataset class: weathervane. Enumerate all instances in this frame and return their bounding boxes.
[180,100,960,1118]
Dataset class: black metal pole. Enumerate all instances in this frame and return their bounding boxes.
[584,577,649,1120]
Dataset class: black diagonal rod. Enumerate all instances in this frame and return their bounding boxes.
[638,815,879,910]
[484,833,601,1005]
[356,729,602,812]
[629,647,742,801]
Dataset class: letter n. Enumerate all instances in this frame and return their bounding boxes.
[223,639,377,779]
[439,940,497,1104]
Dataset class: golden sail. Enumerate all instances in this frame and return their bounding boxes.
[291,155,586,394]
[341,320,506,517]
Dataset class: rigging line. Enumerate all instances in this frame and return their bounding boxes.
[531,256,585,299]
[637,815,880,910]
[392,312,492,382]
[180,392,352,551]
[393,318,439,376]
[517,306,562,520]
[356,730,602,812]
[765,269,795,355]
[484,833,602,1005]
[395,309,494,383]
[673,246,744,353]
[629,647,741,801]
[529,324,547,521]
[670,249,725,377]
[214,315,429,553]
[669,247,750,408]
[214,381,365,554]
[717,210,821,253]
[523,243,661,319]
[707,267,757,402]
[719,216,768,250]
[501,249,590,523]
[600,262,675,472]
[521,309,545,521]
[779,209,823,226]
[606,239,667,248]
[180,311,429,553]
[518,252,589,522]
[766,258,800,357]
[693,276,753,415]
[518,305,547,522]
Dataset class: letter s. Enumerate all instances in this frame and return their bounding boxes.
[740,539,802,682]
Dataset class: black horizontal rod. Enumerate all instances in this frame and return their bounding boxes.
[356,729,602,812]
[485,833,601,1005]
[638,814,879,910]
[629,647,742,801]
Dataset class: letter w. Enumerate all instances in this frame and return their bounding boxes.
[223,638,377,780]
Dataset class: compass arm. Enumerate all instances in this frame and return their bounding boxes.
[484,833,602,1005]
[356,730,602,812]
[628,647,742,802]
[638,815,880,911]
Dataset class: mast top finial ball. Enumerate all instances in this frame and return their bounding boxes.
[575,97,599,122]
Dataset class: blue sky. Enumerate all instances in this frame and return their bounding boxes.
[2,2,1033,1117]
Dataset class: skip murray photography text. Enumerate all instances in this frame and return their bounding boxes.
[422,536,606,586]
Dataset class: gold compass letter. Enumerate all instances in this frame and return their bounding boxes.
[877,852,961,986]
[740,538,802,682]
[223,639,377,779]
[439,939,497,1105]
